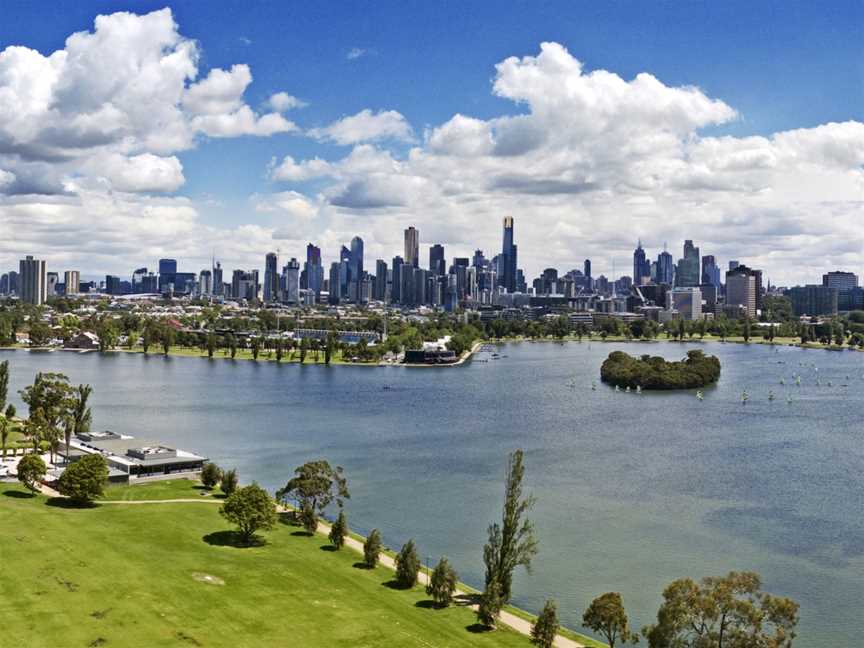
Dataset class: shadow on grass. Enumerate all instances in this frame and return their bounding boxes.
[290,530,314,537]
[2,489,36,499]
[382,579,412,590]
[319,545,337,552]
[466,623,493,634]
[45,497,96,509]
[202,530,265,548]
[415,600,439,609]
[454,593,481,607]
[279,512,301,527]
[352,562,374,570]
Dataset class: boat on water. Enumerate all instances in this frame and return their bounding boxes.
[591,382,597,391]
[742,390,749,404]
[696,390,704,401]
[636,385,642,394]
[768,390,775,401]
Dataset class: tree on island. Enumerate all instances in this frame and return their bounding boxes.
[17,453,47,493]
[643,571,799,648]
[277,460,350,535]
[531,600,560,648]
[476,576,503,628]
[219,483,278,546]
[601,350,721,390]
[328,510,348,549]
[201,462,222,489]
[483,449,538,604]
[363,528,383,567]
[57,453,108,504]
[426,557,458,607]
[582,592,638,648]
[395,539,421,588]
[220,468,239,496]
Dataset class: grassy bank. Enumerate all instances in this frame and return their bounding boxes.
[0,482,546,648]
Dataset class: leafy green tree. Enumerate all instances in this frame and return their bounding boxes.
[0,359,8,412]
[201,462,222,489]
[97,319,118,351]
[477,576,503,628]
[57,453,108,503]
[299,337,308,363]
[68,384,92,459]
[251,336,261,360]
[275,339,284,363]
[299,503,318,534]
[206,334,217,358]
[20,372,72,431]
[277,460,350,519]
[17,453,46,492]
[532,600,560,648]
[426,557,458,607]
[219,483,278,545]
[743,317,751,343]
[5,403,15,419]
[583,592,637,648]
[395,539,421,588]
[483,449,538,604]
[228,333,238,358]
[0,416,9,459]
[161,326,176,355]
[643,571,799,648]
[220,468,239,496]
[142,322,158,354]
[328,510,348,549]
[363,528,383,567]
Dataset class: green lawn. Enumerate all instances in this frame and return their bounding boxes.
[101,478,224,501]
[0,483,535,648]
[122,345,380,365]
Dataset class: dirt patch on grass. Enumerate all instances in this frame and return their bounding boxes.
[191,572,225,586]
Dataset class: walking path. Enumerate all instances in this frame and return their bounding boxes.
[34,484,586,648]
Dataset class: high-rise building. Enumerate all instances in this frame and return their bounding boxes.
[728,260,740,271]
[349,236,364,302]
[64,270,80,295]
[391,256,404,303]
[701,255,721,286]
[584,259,592,283]
[105,275,122,295]
[789,285,838,316]
[726,267,757,318]
[282,258,300,304]
[264,252,279,302]
[158,259,177,293]
[212,262,223,296]
[46,272,59,296]
[199,269,212,296]
[675,240,700,287]
[656,248,674,285]
[374,259,388,301]
[19,256,46,305]
[499,216,517,292]
[328,262,341,305]
[823,271,858,293]
[429,244,445,276]
[304,243,324,298]
[404,226,420,267]
[231,269,259,302]
[667,287,703,320]
[633,241,651,286]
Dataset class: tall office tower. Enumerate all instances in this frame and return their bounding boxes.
[823,271,858,292]
[349,236,364,302]
[131,267,148,293]
[105,275,122,295]
[374,260,388,301]
[231,269,259,302]
[282,258,300,304]
[472,249,486,268]
[263,252,279,302]
[499,216,518,292]
[666,287,703,321]
[199,269,212,296]
[19,256,47,305]
[675,240,700,287]
[728,260,740,271]
[63,270,81,295]
[701,255,721,286]
[789,285,838,316]
[633,241,651,286]
[328,262,341,304]
[0,274,8,295]
[46,272,59,296]
[303,243,323,297]
[584,259,592,282]
[404,226,419,267]
[158,259,177,293]
[725,266,757,318]
[429,244,445,276]
[391,256,404,303]
[656,246,675,285]
[212,262,223,296]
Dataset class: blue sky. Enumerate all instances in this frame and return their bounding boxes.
[0,1,862,282]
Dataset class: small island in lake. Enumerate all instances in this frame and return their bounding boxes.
[601,349,721,390]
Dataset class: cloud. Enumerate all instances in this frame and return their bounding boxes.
[309,109,414,145]
[346,47,367,60]
[0,8,296,196]
[270,155,334,182]
[268,92,307,112]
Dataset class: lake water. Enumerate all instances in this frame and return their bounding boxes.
[3,342,863,647]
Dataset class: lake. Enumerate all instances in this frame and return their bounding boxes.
[3,341,863,647]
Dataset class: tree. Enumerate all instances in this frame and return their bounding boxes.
[328,510,348,549]
[483,449,538,604]
[583,592,637,648]
[57,453,108,503]
[219,483,278,545]
[532,600,560,648]
[161,326,176,355]
[643,571,799,648]
[0,359,8,412]
[277,460,350,519]
[299,337,308,363]
[395,539,421,588]
[17,453,46,492]
[206,334,217,358]
[220,468,239,496]
[0,416,8,459]
[142,322,158,354]
[364,528,383,567]
[743,317,751,343]
[427,557,458,607]
[275,339,284,363]
[68,384,92,460]
[5,403,15,420]
[251,336,261,360]
[477,576,503,628]
[20,372,72,432]
[227,333,238,359]
[201,462,222,489]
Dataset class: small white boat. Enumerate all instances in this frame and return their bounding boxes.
[636,385,642,394]
[768,390,775,401]
[591,382,597,391]
[696,390,704,401]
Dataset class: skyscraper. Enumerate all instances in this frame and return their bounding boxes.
[158,258,177,293]
[19,256,46,305]
[701,255,721,286]
[633,241,651,286]
[264,252,279,302]
[349,236,364,302]
[212,262,223,296]
[499,216,517,292]
[656,247,674,285]
[304,243,324,298]
[64,270,80,295]
[391,256,404,303]
[675,240,700,287]
[404,226,419,267]
[374,259,388,301]
[584,259,591,282]
[282,258,300,304]
[726,266,757,318]
[429,244,445,276]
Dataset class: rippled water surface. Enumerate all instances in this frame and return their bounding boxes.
[4,341,863,646]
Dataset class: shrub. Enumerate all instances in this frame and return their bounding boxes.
[363,529,382,567]
[201,462,222,489]
[57,454,108,503]
[17,453,46,492]
[395,539,420,588]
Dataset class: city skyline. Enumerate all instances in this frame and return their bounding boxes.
[0,3,862,284]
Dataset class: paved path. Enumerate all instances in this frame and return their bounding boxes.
[34,485,587,647]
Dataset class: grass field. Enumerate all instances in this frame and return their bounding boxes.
[100,478,224,501]
[0,482,543,648]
